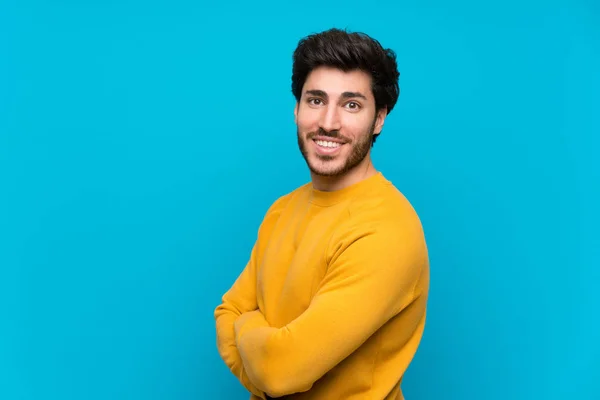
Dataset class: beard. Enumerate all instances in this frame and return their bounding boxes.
[297,118,377,178]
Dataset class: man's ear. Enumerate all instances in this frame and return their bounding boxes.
[373,107,388,135]
[294,102,298,124]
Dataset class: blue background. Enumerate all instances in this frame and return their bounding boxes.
[1,1,598,399]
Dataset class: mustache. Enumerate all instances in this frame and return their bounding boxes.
[306,128,350,142]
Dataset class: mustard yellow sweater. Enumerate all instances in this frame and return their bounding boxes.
[214,172,429,399]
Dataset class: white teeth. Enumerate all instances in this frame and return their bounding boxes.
[315,140,341,148]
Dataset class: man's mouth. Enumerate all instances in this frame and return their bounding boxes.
[311,137,346,156]
[314,139,342,149]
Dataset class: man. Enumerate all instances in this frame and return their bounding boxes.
[214,28,429,400]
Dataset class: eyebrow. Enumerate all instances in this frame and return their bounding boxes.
[304,89,367,100]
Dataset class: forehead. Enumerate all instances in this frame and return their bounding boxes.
[302,66,373,100]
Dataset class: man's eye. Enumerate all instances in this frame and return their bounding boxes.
[346,102,361,110]
[308,98,323,105]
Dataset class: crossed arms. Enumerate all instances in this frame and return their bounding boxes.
[214,216,426,398]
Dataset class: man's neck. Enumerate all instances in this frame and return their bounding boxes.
[311,160,378,192]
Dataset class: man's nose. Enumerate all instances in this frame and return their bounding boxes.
[319,105,341,132]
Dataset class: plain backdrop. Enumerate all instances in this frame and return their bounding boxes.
[1,0,598,399]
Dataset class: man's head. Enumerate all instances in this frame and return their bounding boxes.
[291,28,400,181]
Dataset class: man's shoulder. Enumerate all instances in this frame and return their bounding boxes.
[264,181,311,216]
[350,177,422,226]
[332,180,425,256]
[256,182,310,234]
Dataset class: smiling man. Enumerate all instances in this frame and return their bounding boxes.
[214,28,430,400]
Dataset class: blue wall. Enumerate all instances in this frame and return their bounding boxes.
[1,1,598,399]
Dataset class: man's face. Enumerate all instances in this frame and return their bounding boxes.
[295,66,386,178]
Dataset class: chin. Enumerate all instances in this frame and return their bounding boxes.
[308,160,345,177]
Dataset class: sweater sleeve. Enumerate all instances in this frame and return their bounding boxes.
[214,196,288,399]
[234,221,427,398]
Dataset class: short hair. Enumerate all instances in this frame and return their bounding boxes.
[291,28,400,142]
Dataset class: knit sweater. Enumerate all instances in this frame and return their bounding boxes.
[215,172,430,399]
